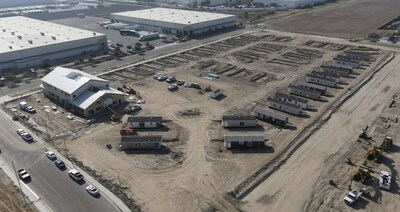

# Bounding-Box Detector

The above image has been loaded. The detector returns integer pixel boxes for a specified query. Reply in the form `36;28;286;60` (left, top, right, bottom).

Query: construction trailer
210;89;223;99
288;84;321;100
266;97;302;116
127;116;162;129
251;106;288;128
321;66;350;77
306;73;337;88
120;135;162;150
310;71;340;83
331;59;360;68
342;52;371;61
294;80;327;95
274;92;309;109
221;115;257;128
223;134;265;149
325;61;354;72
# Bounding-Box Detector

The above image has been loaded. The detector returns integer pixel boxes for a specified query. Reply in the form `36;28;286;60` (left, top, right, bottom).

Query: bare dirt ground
262;0;400;39
243;52;400;212
55;31;392;212
0;168;37;212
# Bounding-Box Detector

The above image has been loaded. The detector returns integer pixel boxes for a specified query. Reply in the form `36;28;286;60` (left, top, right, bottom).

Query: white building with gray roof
111;8;236;37
41;67;126;117
0;16;107;72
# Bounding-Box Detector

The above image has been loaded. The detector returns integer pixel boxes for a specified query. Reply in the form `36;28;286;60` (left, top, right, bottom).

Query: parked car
20;132;33;142
24;106;36;113
18;169;30;181
157;75;167;81
54;160;65;169
17;129;25;136
344;189;365;205
153;72;162;79
166;76;176;83
176;80;185;86
379;171;391;190
68;169;84;182
86;185;100;196
168;84;178;91
124;104;141;113
45;151;56;160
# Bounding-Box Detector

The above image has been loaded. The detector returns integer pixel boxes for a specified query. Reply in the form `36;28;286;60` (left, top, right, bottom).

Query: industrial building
267;97;302;116
111;8;237;37
274;92;309;109
221;115;257;128
41;67;126;117
0;16;107;72
251;106;289;128
223;134;265;149
127;116;163;129
120;135;162;150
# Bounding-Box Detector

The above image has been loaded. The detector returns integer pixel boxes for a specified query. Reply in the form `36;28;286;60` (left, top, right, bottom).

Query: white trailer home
306;73;337;88
221;115;257;128
274;92;309;110
267;97;302;116
127;116;162;129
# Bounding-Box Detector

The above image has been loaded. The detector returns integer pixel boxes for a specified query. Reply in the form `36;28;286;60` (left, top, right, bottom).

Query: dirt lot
0;168;37;212
263;0;400;39
14;30;384;212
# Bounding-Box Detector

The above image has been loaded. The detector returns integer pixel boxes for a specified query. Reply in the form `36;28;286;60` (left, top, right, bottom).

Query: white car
344;190;362;205
86;185;100;196
45;151;56;160
20;132;33;142
379;171;391;190
17;129;25;136
68;169;84;181
18;169;31;181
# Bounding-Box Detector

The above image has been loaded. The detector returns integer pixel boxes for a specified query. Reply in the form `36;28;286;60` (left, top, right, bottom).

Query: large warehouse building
0;16;107;72
111;8;237;37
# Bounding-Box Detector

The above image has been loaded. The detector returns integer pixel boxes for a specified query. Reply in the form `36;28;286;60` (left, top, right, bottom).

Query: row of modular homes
306;73;337;88
121;115;163;150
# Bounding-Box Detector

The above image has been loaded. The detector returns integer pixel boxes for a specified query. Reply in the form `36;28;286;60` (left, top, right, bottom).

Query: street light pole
11;160;27;205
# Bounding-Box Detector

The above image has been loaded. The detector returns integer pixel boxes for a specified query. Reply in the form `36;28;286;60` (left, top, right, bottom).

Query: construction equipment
358;125;370;140
380;136;393;152
353;166;372;183
120;128;135;136
126;86;136;95
366;145;382;162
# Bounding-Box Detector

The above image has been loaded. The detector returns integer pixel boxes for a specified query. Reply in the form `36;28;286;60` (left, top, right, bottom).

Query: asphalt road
0;111;120;212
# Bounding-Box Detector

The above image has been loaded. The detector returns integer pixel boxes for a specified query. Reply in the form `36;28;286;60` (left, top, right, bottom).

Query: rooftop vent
11;32;15;35
40;32;45;36
51;36;56;40
17;35;22;39
28;40;33;44
2;29;6;32
93;32;96;36
9;46;12;49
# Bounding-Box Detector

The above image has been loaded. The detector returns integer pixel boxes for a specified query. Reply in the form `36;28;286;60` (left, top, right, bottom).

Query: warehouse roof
41;67;108;94
112;8;236;25
0;16;104;54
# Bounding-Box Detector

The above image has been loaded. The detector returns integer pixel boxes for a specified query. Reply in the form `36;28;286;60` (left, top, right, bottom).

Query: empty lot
264;0;400;39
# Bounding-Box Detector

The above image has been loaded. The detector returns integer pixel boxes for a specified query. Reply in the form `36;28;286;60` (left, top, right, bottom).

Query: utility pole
11;160;27;205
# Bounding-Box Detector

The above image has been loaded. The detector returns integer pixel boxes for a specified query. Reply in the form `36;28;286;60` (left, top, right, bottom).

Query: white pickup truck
378;171;391;190
344;189;367;205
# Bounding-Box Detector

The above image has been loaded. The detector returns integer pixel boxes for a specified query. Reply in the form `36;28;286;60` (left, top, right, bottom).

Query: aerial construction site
0;0;399;212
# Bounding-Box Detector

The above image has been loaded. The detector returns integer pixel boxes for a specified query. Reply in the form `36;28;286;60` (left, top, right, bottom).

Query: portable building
288;84;321;100
221;115;257;128
223;134;265;149
211;89;223;99
321;67;350;77
310;71;340;83
127;116;162;128
306;74;337;88
274;92;309;109
266;97;302;116
326;61;355;72
331;59;360;68
294;80;327;94
120;135;162;150
251;106;288;128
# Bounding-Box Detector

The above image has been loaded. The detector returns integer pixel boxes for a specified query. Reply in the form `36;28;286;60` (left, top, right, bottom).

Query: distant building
0;16;107;72
266;97;302;116
111;8;236;37
274;92;309;109
331;59;360;68
224;134;265;149
253;0;328;8
120;135;162;150
127;116;162;129
251;106;288;128
41;67;125;117
321;67;350;77
310;71;340;83
221;115;257;128
288;84;321;100
294;80;327;95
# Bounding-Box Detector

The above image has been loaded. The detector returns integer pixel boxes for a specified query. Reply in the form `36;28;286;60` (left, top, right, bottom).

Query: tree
200;0;210;6
134;42;142;51
191;0;198;8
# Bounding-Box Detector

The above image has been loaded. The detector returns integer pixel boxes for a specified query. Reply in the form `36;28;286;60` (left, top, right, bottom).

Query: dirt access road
243;53;400;211
263;0;400;39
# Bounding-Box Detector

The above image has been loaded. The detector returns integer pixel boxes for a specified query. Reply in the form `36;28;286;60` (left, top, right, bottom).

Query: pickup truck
344;189;367;205
68;169;84;182
18;169;31;181
378;171;391;190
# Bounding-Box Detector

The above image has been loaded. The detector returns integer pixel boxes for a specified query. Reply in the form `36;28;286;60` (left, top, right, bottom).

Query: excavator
366;145;382;162
380;136;393;152
353;166;372;183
